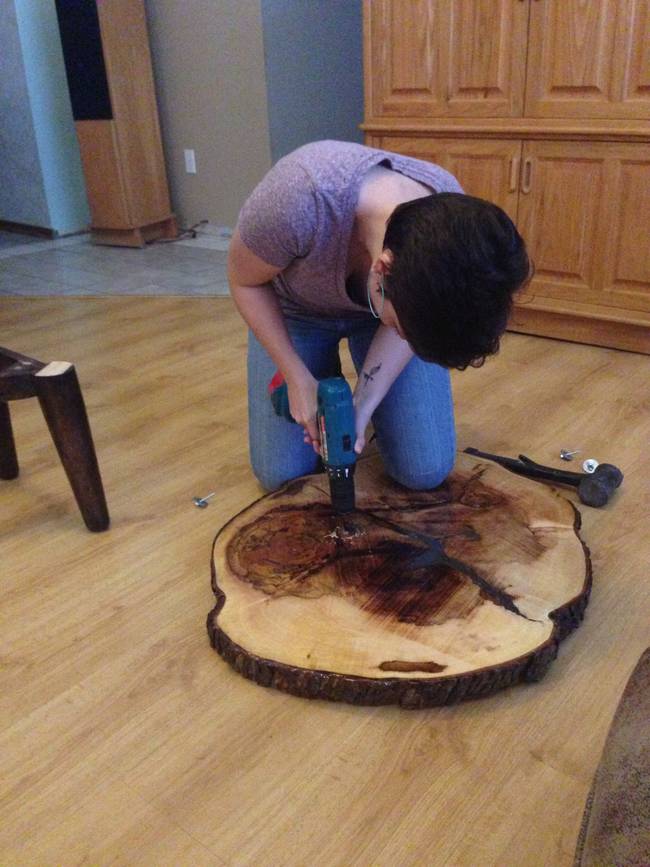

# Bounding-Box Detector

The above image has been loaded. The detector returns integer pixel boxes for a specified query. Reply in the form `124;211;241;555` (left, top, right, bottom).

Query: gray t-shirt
238;140;463;318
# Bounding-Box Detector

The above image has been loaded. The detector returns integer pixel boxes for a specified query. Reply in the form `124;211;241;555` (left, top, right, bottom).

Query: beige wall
145;0;272;229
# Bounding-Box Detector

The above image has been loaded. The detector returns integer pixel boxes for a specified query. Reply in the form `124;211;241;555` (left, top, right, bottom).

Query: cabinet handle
509;156;520;192
521;157;533;193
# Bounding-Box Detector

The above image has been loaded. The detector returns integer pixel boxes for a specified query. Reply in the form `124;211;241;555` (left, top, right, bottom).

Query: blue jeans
247;313;456;491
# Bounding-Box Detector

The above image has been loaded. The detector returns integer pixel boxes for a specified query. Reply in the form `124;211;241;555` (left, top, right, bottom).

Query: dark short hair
383;193;531;369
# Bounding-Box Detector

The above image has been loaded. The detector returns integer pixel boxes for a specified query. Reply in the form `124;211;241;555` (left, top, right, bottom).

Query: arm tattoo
362;363;381;386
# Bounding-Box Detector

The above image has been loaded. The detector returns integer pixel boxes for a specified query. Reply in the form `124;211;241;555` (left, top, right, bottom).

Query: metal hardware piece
560;448;580;461
465;447;623;509
509;155;520;192
521;157;533;193
192;492;216;508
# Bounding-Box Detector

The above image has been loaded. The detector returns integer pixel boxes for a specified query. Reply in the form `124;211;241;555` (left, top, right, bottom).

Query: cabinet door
364;0;528;119
600;149;650;315
375;136;522;223
517;141;650;315
525;0;650;119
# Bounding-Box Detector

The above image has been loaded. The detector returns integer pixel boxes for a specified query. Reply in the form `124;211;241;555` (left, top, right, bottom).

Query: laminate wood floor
1;296;648;866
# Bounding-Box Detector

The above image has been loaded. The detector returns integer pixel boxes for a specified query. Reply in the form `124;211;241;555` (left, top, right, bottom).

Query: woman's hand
287;371;320;453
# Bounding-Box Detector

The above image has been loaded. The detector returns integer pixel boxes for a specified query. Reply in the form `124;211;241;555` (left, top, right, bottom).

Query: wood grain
1;296;648;866
96;0;172;226
525;0;650;120
363;0;528;119
75;121;131;229
373;135;522;223
208;454;590;707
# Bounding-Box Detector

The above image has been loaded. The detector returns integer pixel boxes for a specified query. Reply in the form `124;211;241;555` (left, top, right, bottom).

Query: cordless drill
269;374;356;512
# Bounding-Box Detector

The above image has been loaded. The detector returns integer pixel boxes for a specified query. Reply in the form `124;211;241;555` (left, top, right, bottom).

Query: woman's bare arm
352;324;414;453
228;229;320;444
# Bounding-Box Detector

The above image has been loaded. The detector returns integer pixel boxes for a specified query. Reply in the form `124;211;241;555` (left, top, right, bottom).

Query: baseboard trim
509;305;650;355
0;220;57;239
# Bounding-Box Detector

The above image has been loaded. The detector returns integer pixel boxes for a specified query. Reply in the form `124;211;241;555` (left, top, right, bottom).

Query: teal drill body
269;374;356;512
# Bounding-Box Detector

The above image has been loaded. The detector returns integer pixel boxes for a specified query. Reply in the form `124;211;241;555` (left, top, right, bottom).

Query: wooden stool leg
35;362;110;532
0;401;19;479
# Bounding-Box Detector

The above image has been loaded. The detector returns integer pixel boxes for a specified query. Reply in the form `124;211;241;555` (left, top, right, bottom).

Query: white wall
0;0;89;234
260;0;364;163
145;0;273;229
1;0;365;235
0;1;50;228
146;0;364;229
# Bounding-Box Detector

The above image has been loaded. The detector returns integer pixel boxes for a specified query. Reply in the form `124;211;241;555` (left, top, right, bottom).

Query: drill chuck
325;465;356;513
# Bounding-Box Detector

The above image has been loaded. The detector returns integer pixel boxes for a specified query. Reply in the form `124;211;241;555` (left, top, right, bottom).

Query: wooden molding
510;302;650;355
361;117;650;142
89;217;178;249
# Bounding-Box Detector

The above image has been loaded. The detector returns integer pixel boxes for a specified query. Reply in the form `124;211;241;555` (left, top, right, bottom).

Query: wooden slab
206;453;591;708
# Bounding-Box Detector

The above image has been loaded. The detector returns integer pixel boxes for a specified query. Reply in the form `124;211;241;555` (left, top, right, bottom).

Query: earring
367;276;385;319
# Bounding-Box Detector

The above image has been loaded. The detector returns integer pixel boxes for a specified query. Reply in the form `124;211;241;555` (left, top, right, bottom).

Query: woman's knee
385;448;455;491
250;452;319;493
252;466;282;493
250;459;291;493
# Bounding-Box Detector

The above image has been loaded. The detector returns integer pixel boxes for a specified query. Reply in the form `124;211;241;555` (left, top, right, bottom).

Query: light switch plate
184;149;197;174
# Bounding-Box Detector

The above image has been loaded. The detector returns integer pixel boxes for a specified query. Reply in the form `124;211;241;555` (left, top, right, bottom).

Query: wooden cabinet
525;0;650;119
365;0;528;118
363;0;650;353
56;0;176;247
375;136;522;223
517;141;650;315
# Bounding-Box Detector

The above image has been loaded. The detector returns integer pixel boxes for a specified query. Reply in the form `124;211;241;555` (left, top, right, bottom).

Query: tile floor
0;228;231;297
